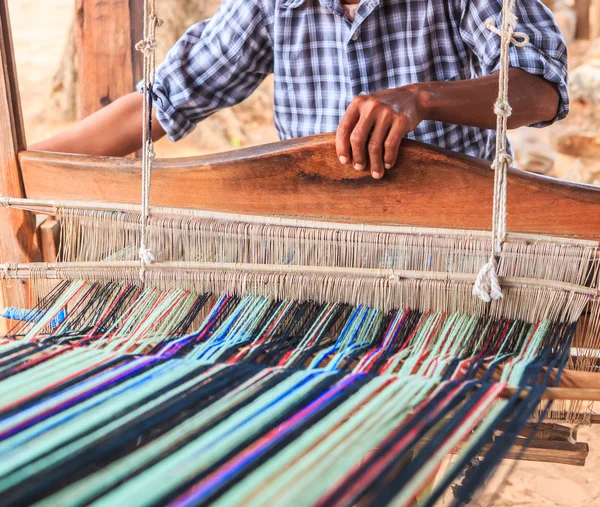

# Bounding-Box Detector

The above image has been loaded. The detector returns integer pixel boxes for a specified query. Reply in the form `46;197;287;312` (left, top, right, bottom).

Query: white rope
136;0;162;281
473;0;530;303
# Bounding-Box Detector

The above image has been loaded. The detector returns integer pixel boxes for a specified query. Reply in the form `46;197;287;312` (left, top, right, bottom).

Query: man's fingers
383;118;407;170
349;114;376;171
368;115;393;179
336;102;360;165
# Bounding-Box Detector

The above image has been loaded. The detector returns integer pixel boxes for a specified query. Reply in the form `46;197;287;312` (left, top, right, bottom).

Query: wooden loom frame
1;0;600;466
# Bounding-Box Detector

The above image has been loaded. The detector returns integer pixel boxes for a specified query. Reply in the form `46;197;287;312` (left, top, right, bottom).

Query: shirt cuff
135;80;197;142
490;46;569;129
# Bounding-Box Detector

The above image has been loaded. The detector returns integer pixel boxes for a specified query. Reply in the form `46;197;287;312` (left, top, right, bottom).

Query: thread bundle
0;279;576;505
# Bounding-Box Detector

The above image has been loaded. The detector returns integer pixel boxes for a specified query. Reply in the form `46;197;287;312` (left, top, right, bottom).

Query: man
33;0;567;180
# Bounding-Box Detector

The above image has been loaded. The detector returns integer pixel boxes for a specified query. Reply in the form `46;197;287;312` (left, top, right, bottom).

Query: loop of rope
472;258;503;303
135;38;158;54
136;0;161;284
484;18;530;47
139;245;156;266
473;0;528;302
491;153;513;171
2;263;16;280
568;423;583;445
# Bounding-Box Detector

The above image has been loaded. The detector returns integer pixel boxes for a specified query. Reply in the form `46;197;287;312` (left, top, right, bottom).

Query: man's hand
336;69;561;179
336;86;425;179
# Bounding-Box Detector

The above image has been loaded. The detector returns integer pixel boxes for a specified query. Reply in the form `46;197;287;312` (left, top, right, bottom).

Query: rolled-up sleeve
458;0;569;127
139;0;273;141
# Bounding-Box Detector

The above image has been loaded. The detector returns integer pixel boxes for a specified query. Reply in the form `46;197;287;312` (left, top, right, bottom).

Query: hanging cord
472;0;529;303
135;0;163;282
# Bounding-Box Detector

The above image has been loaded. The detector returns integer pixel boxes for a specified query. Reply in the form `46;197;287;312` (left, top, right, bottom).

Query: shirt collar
320;0;381;19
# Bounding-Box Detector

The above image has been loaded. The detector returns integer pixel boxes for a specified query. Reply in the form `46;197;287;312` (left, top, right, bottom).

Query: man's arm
32;0;273;157
335;69;560;179
338;0;568;179
30;92;166;156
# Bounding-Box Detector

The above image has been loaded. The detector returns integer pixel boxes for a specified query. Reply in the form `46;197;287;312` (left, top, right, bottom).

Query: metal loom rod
1;197;598;248
0;261;598;296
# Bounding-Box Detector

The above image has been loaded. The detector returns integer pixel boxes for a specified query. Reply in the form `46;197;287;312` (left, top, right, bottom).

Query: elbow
538;82;561;124
507;71;562;129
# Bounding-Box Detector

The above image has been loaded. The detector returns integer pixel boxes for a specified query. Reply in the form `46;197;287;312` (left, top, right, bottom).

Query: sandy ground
6;1;600;505
475;426;600;506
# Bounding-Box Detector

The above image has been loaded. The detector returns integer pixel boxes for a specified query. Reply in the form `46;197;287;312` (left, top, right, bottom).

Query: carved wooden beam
19;133;600;239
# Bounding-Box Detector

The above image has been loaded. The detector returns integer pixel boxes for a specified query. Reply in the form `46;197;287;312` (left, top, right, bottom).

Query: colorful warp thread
0;281;575;506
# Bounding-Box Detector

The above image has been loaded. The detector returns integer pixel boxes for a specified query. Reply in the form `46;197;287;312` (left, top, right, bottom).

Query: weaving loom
0;0;600;505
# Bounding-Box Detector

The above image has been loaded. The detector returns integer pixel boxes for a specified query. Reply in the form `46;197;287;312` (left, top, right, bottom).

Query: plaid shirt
150;0;568;161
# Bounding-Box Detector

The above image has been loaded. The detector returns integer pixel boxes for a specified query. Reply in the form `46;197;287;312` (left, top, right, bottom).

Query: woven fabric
147;0;568;161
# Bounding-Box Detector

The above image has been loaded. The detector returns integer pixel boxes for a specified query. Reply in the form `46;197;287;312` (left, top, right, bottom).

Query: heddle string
136;0;162;280
473;0;530;303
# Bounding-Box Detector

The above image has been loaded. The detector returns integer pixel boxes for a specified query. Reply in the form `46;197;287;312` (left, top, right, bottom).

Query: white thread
568;423;582;445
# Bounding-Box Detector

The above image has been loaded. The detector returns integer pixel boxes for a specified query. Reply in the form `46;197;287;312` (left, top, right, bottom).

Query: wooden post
75;0;142;118
576;0;591;39
130;0;144;85
39;218;61;263
592;0;600;38
0;0;41;309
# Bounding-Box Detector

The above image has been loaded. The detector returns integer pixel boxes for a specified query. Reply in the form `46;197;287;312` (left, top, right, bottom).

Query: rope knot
494;98;512;118
2;263;16;280
484;17;529;48
135;38;158;54
146;143;156;159
472;258;503;303
0;197;9;208
491;152;513;171
485;18;530;48
139;245;156;266
150;14;163;27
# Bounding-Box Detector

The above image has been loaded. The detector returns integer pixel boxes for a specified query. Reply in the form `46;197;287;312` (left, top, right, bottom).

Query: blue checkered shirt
150;0;568;161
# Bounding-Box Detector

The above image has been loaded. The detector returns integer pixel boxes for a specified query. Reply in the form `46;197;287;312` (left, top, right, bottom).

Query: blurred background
6;1;600;504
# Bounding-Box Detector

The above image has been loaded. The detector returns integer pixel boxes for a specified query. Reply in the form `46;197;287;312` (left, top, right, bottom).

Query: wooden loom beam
455;439;590;467
0;0;40;308
19;133;600;239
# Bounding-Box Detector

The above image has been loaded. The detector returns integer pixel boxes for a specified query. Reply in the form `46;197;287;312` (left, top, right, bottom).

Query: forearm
30;92;166;157
413;68;560;130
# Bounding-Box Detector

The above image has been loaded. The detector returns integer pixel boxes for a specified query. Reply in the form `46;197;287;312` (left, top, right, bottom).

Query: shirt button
352;32;359;41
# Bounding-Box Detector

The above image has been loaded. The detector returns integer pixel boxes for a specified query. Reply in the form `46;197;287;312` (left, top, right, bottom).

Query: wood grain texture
39;218;60;263
576;0;591;39
0;0;40;306
75;0;136;117
514;423;573;442
482;439;589;466
19;133;600;239
551;368;600;389
129;0;143;85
